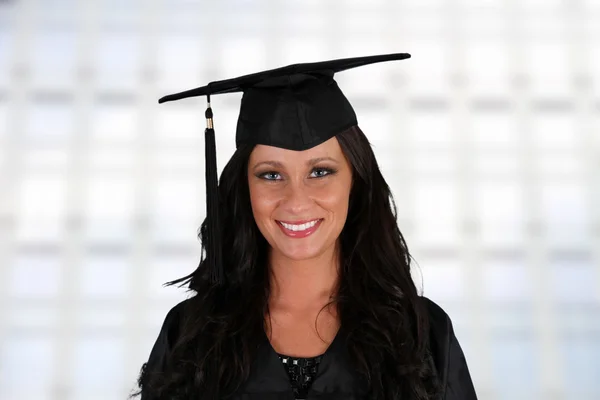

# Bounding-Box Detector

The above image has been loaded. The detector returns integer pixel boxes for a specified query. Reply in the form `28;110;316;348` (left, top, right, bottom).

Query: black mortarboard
158;53;411;286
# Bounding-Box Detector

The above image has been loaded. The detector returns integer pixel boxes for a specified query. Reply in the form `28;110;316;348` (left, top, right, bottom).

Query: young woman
133;54;477;400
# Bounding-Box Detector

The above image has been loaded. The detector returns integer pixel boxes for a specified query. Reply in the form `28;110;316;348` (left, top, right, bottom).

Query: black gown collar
239;325;369;398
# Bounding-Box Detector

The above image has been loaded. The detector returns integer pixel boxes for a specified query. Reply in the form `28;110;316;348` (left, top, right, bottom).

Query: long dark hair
133;125;440;399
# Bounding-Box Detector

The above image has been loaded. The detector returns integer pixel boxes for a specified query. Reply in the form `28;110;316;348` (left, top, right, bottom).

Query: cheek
249;183;279;224
317;181;351;219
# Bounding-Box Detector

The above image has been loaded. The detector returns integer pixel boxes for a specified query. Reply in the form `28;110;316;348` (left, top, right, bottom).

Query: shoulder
163;297;193;324
158;297;194;341
419;296;454;379
139;298;195;398
418;296;478;400
145;297;194;367
420;296;453;335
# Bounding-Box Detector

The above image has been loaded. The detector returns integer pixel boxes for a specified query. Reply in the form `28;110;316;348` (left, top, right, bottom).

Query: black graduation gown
141;296;477;399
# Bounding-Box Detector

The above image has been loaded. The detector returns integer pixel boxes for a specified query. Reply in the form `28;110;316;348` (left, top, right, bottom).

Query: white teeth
280;219;320;232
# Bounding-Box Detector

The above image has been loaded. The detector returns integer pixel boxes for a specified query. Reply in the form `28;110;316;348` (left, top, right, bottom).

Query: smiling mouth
276;218;324;238
277;219;322;232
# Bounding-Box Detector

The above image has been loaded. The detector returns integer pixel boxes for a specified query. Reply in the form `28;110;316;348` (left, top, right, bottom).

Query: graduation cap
158;53;411;286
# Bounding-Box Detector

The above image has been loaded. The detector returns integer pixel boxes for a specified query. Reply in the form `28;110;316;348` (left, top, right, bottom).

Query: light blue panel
94;31;141;91
30;28;78;87
70;335;125;390
487;305;535;333
7;305;59;330
78;253;131;299
550;258;597;304
490;335;539;396
557;308;600;333
0;334;55;391
78;305;128;329
540;180;590;248
25;101;74;145
156;34;205;90
560;338;600;396
482;259;532;303
8;254;62;299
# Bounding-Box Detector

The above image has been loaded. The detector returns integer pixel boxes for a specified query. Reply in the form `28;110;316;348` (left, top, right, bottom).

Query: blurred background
0;0;599;399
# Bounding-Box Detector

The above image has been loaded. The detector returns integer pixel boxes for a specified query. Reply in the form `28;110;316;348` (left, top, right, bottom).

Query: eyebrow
252;156;338;170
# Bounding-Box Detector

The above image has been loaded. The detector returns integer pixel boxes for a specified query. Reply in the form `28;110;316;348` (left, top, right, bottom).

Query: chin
275;244;323;261
268;237;332;261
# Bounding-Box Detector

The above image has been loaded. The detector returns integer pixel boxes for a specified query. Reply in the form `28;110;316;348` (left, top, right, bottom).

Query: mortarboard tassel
204;95;224;286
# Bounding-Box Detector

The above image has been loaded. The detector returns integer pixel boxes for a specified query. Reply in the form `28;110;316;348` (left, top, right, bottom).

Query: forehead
249;136;343;162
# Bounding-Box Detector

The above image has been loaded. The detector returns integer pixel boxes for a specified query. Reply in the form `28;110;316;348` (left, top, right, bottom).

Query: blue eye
256;167;336;181
258;171;281;180
310;167;336;178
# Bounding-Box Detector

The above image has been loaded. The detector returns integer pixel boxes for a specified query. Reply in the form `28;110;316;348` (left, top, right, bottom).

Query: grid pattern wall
0;1;599;399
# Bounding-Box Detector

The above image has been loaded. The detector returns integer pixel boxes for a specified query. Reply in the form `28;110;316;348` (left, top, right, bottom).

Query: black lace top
276;352;325;399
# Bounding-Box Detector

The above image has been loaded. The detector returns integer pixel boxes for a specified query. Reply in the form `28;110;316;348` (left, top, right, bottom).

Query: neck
267;243;340;311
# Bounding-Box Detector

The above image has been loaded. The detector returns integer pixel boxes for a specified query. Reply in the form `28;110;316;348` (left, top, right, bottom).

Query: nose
281;179;313;215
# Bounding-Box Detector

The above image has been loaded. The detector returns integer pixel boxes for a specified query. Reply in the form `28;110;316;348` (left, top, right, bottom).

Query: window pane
8;255;62;299
79;254;131;298
30;29;77;87
490;336;538;392
71;336;125;389
0;335;55;393
25;102;74;145
550;258;597;303
560;338;600;394
95;32;140;90
483;259;531;302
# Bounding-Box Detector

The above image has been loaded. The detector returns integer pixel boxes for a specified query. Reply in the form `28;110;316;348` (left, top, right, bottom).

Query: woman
133;54;477;399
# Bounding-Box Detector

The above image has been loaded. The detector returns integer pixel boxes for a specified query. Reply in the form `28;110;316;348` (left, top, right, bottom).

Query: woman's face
248;137;353;262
